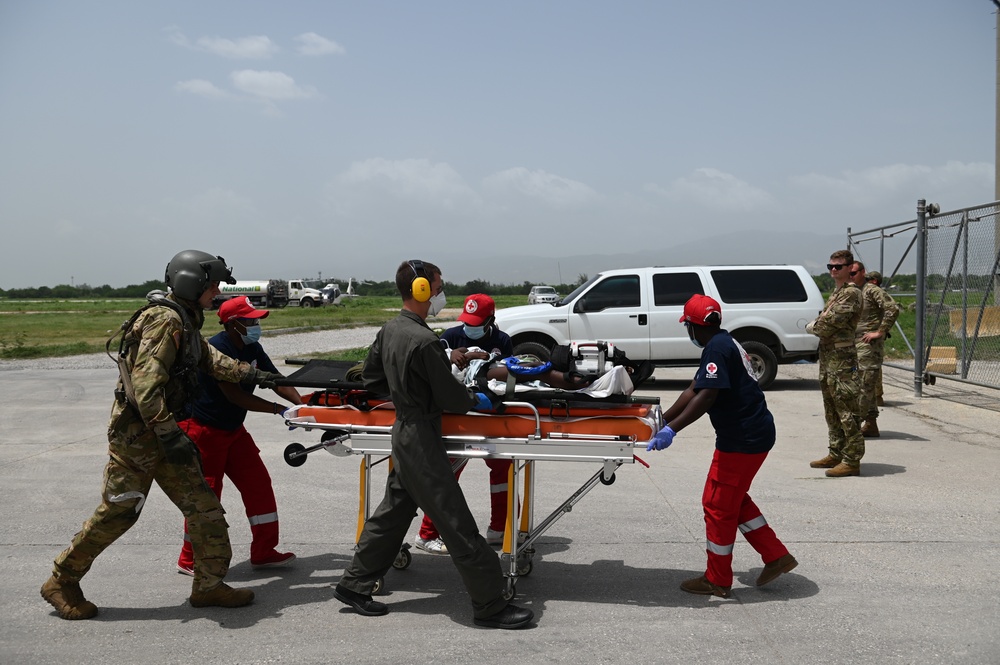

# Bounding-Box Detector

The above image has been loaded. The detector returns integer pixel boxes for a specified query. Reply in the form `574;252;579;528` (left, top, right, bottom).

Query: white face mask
427;291;446;316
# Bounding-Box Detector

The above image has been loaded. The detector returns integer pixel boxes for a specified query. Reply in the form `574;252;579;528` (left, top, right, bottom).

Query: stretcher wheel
283;442;308;467
517;559;533;576
599;472;616;486
372;577;385;595
392;546;412;570
502;582;516;601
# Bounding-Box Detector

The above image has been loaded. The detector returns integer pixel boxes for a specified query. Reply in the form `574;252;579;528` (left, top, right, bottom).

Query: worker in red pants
646;294;797;597
175;297;302;575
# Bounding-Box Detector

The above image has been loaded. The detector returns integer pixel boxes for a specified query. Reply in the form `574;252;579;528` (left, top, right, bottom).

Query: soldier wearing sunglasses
806;250;865;477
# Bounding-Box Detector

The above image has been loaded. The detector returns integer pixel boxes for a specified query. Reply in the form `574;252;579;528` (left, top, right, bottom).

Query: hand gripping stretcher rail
276;359;662;599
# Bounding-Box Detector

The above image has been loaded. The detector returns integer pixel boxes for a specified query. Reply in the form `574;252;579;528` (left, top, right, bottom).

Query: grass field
0;293;931;361
0;295;528;359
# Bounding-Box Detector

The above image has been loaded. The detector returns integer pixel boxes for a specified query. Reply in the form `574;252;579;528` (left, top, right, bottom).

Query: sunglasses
827;264;848;271
849;271;859;277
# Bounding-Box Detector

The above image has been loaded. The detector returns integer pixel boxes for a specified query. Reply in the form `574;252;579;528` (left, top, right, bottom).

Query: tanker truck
213;278;325;309
213;280;290;309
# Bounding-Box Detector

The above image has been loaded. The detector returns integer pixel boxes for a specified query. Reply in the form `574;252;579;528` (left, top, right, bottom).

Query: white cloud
295;32;345;56
230;70;317;100
481;167;599;209
165;28;277;59
336;158;480;209
646;167;773;212
174;79;233;100
790;161;994;208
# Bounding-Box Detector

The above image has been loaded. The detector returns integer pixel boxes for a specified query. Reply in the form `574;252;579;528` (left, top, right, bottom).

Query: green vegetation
0;294;528;359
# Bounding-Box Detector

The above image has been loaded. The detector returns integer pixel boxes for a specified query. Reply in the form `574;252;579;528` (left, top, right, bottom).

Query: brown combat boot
189;582;255;608
826;462;861;477
809;454;840;469
876;396;885;407
41;575;99;620
861;419;880;438
679;575;731;598
756;553;798;586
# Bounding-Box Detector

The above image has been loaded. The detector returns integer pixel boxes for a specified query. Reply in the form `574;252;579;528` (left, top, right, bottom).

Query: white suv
496;265;824;389
528;285;560;305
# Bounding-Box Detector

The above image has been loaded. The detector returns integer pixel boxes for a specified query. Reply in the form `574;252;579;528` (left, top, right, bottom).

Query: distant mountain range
438;229;903;285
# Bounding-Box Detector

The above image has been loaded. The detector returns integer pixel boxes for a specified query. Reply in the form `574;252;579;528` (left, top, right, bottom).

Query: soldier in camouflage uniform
850;263;899;438
807;250;865;477
867;270;889;406
41;250;284;620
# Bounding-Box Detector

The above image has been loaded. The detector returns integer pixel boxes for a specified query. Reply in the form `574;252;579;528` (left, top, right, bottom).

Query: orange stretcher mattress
294;403;657;441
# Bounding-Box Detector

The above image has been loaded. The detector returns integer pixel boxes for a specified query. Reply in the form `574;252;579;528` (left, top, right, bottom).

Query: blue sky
0;1;996;289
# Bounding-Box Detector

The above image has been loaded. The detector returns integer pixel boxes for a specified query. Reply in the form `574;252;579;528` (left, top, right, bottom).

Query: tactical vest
106;290;203;412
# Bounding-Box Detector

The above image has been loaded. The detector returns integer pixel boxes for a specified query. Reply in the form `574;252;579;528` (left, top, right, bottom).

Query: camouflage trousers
857;368;880;421
819;363;865;465
856;339;884;422
52;407;232;592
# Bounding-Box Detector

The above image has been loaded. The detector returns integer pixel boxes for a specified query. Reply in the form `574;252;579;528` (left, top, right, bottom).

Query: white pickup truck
494;265;824;389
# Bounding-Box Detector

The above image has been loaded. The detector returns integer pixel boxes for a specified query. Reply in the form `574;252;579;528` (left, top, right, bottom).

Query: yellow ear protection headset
408;260;432;303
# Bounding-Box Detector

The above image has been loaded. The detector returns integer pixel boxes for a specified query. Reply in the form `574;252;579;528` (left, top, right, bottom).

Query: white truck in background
286;279;326;308
213;278;326;309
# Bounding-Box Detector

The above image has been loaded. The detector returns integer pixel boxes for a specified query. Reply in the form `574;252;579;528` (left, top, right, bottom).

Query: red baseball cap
218;297;270;323
679;294;722;325
459;293;495;326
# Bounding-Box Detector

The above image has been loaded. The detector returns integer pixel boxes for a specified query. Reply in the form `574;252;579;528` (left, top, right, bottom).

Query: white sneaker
414;537;448;555
486;528;523;546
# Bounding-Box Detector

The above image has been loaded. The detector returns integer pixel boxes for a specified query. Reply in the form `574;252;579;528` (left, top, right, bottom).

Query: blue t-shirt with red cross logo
692;329;775;453
188;331;278;431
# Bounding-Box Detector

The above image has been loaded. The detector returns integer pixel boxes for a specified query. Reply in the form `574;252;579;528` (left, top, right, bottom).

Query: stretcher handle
496;401;541;438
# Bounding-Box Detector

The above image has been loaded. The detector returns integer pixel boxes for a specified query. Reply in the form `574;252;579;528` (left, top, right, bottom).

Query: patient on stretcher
448;346;638;397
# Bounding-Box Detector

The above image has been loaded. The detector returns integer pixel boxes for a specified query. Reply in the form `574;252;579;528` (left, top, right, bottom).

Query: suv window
653;272;705;306
580;274;641;311
710;269;809;303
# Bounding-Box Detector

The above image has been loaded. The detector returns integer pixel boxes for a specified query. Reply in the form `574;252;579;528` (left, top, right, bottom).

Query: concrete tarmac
1;358;998;664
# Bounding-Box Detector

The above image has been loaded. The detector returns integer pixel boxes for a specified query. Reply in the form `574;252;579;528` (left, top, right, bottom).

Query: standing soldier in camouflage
849;263;900;438
866;270;890;407
807;249;865;477
40;250;284;620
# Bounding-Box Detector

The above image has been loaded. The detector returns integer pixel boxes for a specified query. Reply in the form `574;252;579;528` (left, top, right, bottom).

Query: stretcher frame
276;360;660;598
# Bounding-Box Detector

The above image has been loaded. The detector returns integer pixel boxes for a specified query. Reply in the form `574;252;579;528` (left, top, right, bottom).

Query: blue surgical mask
686;323;704;348
241;325;262;345
464;324;486;340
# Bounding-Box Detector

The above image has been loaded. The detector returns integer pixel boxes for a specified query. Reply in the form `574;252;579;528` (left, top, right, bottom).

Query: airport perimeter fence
848;199;1000;396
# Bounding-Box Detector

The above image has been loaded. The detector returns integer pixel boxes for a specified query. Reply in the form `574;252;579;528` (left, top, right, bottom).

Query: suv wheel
740;341;778;390
512;340;553;362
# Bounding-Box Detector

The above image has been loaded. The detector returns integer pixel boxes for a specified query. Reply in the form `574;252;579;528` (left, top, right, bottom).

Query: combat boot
809;454;840;469
679;574;731;598
41;575;98;620
826;462;861;477
876;396;885;407
189;582;255;608
861;419;880;438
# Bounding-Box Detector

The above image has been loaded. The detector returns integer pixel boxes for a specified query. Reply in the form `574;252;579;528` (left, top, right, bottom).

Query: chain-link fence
848;199;1000;396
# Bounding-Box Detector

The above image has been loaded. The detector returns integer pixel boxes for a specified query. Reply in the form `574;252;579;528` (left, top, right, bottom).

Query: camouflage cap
867;270;882;284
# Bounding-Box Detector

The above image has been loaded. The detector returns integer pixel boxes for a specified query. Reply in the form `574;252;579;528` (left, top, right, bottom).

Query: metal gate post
914;199;927;397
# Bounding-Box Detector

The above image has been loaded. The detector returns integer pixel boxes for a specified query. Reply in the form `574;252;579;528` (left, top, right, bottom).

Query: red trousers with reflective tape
703;449;789;587
177;419;281;567
419;458;515;539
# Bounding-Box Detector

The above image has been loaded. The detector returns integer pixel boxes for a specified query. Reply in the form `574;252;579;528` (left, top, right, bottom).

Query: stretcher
277;359;661;598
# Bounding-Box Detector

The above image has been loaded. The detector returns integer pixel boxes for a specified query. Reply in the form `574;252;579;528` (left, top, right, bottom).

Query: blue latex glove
473;392;493;411
646;425;676;451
